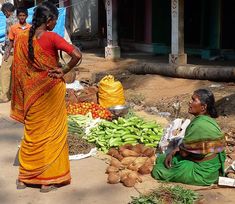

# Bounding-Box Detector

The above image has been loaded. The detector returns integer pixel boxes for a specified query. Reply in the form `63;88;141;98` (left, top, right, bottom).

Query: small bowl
108;105;130;117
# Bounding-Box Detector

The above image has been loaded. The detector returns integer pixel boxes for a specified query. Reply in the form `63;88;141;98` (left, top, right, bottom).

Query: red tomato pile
67;102;112;119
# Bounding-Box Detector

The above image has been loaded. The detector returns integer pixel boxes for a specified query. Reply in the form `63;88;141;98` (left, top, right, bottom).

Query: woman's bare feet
40;185;57;193
16;180;27;189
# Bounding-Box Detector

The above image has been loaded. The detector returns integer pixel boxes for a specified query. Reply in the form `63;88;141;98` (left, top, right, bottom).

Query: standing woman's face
46;18;57;31
188;94;207;116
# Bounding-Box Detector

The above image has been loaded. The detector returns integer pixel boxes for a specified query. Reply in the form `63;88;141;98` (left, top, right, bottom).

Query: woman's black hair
17;7;28;16
194;89;218;118
28;1;59;62
1;2;15;13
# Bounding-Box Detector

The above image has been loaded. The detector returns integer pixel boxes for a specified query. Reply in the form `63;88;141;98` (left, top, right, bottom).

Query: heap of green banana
85;116;163;152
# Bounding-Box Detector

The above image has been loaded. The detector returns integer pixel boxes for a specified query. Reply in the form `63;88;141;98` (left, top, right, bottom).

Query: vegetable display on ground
129;185;199;204
67;102;112;119
106;144;156;187
85;116;163;152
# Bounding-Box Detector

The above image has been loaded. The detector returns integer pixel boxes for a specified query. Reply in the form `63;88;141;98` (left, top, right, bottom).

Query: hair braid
27;2;59;62
28;23;36;62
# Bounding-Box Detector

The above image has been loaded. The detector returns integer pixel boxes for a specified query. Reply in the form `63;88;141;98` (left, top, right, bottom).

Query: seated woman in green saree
152;89;226;186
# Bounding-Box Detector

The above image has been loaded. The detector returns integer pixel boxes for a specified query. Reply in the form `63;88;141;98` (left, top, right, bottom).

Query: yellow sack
98;75;125;108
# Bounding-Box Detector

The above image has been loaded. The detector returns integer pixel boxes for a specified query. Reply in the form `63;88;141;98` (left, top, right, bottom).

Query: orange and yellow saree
11;31;71;185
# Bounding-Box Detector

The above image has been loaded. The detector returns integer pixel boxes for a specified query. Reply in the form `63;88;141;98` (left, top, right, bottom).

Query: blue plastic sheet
0;7;66;43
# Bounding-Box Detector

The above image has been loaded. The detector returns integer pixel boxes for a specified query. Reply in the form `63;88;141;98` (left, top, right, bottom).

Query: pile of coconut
106;144;156;187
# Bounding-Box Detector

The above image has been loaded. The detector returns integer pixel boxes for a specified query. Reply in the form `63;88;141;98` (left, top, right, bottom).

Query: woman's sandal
16;180;27;189
40;185;57;193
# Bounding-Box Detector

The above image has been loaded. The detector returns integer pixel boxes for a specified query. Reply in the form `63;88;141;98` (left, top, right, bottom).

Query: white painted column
169;0;187;65
105;0;120;59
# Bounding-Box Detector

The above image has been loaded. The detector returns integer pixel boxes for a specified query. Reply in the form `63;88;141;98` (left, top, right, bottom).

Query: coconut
134;144;146;154
138;158;154;175
127;163;139;171
105;166;119;174
110;157;123;169
132;157;149;166
107;148;119;157
150;155;156;164
143;148;155;157
114;153;124;161
128;171;142;183
121;157;137;167
120;149;140;157
122;177;136;187
120;169;130;183
138;164;151;175
107;172;121;184
119;144;133;152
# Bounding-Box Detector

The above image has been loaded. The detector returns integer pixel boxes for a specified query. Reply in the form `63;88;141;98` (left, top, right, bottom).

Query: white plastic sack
66;80;84;91
158;118;191;154
69;148;97;161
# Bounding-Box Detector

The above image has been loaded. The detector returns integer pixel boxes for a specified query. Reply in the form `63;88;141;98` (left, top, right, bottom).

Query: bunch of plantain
86;116;163;152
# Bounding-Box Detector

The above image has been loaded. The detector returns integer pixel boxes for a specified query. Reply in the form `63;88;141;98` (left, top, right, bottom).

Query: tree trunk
128;63;235;82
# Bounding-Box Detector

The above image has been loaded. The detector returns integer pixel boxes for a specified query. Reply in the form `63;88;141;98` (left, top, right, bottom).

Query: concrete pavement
0;102;139;204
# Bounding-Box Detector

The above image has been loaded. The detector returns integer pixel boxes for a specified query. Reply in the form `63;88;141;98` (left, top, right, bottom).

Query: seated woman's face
188;94;206;116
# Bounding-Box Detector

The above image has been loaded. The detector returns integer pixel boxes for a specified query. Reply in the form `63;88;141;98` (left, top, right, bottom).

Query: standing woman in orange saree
11;2;81;192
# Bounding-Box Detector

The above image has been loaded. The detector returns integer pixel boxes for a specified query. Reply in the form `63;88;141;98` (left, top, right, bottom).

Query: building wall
71;0;98;37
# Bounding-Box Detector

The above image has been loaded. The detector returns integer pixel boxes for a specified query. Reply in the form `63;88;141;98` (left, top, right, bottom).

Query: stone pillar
105;0;120;59
169;0;187;65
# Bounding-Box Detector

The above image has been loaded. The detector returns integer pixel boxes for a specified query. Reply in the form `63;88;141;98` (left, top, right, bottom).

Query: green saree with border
152;115;226;186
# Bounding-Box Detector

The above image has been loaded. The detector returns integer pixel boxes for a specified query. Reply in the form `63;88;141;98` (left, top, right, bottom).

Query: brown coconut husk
105;166;119;174
121;157;137;167
110;157;123;169
131;145;143;154
120;169;132;183
108;148;124;161
107;172;121;184
128;171;142;183
127;157;149;171
138;164;152;175
143;148;155;157
132;157;149;165
122;176;136;187
138;158;154;175
119;144;133;152
120;149;140;157
107;148;119;157
133;144;146;154
114;153;124;161
150;155;156;164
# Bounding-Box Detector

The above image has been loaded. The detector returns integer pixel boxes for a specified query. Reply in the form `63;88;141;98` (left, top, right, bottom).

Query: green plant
130;185;199;204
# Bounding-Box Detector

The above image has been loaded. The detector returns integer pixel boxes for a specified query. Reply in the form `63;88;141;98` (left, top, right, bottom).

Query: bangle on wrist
62;64;70;74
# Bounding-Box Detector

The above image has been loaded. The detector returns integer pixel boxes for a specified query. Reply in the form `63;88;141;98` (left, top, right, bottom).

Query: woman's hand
164;152;173;169
164;147;179;169
48;68;64;79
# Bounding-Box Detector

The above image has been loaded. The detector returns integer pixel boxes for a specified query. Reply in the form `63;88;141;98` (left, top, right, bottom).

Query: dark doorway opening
221;0;235;49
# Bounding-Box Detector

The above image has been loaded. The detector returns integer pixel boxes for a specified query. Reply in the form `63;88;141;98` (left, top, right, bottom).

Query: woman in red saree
11;2;81;192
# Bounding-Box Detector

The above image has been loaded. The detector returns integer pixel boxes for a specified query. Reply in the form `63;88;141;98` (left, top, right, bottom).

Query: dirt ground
75;50;235;203
77;50;235;132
